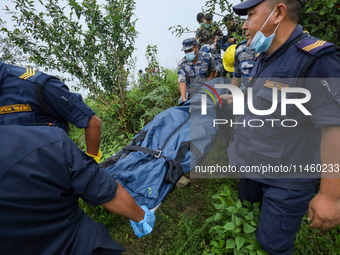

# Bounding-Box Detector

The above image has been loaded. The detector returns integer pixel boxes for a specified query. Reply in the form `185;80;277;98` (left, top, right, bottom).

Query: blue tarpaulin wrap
103;77;232;210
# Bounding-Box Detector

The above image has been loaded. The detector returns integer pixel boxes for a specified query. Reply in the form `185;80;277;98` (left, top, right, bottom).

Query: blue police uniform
0;60;95;133
233;40;256;89
0;125;124;255
228;25;340;254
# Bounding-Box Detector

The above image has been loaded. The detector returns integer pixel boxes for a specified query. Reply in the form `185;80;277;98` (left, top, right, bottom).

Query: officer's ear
274;3;287;25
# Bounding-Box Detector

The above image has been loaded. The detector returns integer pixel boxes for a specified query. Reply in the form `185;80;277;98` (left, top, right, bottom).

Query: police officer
0;60;102;162
0;124;155;255
227;0;340;254
178;38;216;103
231;39;256;89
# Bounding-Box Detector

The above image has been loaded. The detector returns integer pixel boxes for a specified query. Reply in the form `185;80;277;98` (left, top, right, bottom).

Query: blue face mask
200;22;204;27
206;24;212;28
249;7;280;53
185;50;196;62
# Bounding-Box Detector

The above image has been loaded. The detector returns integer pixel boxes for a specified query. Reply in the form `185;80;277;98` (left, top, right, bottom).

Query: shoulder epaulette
254;53;261;60
297;37;334;56
7;65;43;83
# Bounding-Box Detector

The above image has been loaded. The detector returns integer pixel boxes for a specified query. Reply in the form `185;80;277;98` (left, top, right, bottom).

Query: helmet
223;44;237;72
200;44;211;53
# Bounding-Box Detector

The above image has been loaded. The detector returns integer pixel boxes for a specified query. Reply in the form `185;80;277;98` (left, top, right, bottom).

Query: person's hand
308;193;340;231
228;38;235;44
130;205;156;238
220;94;233;105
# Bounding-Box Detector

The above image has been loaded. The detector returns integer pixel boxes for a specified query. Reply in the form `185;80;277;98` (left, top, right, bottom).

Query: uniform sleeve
209;55;216;73
233;50;242;78
305;51;340;129
64;134;118;206
43;78;95;128
177;62;187;84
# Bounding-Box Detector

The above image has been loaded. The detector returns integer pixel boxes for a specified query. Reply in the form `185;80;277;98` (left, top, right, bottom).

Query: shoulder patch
7;65;43;83
297;39;334;56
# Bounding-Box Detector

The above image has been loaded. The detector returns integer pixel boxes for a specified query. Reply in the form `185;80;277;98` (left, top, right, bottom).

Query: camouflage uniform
227;22;244;39
177;51;216;93
233;40;256;89
196;23;223;74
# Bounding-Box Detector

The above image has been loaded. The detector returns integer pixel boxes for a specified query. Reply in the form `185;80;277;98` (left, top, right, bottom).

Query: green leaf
257;250;266;255
224;222;236;231
235;236;246;250
212;225;224;232
236;227;241;233
250;221;257;227
221;199;227;210
243;200;252;208
227;206;236;213
235;216;242;226
253;202;261;208
214;203;222;210
247;212;254;221
249;251;256;255
319;5;328;15
244;223;257;234
246;245;255;251
306;7;313;13
327;2;334;8
236;200;242;209
226;239;236;249
212;194;220;199
214;213;223;221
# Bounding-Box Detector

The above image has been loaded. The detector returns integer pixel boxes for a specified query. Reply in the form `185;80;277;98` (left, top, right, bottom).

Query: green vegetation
1;0;340;254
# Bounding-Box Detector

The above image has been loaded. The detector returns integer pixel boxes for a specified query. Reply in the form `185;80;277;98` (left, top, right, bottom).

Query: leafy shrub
203;186;268;255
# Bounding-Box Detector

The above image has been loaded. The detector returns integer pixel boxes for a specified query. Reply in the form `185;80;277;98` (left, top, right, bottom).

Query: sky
132;0;239;73
1;0;240;93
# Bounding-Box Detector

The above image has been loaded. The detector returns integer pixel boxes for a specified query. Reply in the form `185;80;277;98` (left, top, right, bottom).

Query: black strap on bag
35;76;59;116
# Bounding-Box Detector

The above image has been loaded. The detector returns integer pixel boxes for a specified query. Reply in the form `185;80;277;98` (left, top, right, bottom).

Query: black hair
205;13;213;21
197;13;205;23
267;0;302;23
139;69;143;73
223;14;234;23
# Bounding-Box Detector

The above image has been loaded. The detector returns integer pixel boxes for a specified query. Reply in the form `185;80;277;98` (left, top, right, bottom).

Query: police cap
181;38;197;51
233;0;303;16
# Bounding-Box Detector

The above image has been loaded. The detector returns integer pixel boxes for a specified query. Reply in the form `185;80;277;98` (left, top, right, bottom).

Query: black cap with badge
233;0;303;16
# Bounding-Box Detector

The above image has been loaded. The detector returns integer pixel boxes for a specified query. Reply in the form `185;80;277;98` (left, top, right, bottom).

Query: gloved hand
130;205;156;238
86;150;102;163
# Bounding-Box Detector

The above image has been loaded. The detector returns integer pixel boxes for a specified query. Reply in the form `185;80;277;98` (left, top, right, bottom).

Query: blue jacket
228;25;340;189
0;61;95;132
0;125;124;255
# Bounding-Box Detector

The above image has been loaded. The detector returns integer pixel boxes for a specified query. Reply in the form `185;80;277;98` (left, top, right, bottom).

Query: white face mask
249;7;280;53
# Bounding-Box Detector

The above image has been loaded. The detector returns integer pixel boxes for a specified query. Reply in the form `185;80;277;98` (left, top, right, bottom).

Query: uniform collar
258;25;303;61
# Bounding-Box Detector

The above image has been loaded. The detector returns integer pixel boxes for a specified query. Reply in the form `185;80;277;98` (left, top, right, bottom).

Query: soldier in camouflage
177;38;216;103
196;14;223;76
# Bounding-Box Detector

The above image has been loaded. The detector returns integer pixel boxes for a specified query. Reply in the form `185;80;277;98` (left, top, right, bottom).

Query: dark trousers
238;179;317;255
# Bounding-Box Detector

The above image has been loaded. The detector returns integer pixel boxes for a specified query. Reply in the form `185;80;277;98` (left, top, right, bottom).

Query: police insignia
8;65;42;82
264;80;289;90
249;76;253;82
0;104;32;114
19;68;36;80
298;39;334;55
